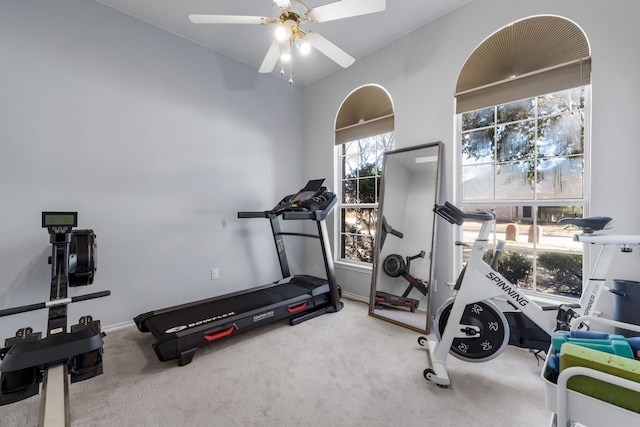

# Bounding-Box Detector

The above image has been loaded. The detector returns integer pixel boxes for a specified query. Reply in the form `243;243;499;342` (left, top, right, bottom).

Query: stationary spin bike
419;202;640;388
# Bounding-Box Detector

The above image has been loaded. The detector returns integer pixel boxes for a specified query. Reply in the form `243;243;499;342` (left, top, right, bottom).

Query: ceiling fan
189;0;386;84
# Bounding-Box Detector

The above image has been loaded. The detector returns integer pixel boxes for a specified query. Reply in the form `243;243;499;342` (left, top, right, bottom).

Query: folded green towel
560;342;640;413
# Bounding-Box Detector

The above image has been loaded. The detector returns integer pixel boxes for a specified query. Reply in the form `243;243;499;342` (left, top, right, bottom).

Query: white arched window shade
456;15;591;114
335;85;394;145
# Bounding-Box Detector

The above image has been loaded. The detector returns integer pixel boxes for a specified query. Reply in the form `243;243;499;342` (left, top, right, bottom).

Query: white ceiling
96;0;472;86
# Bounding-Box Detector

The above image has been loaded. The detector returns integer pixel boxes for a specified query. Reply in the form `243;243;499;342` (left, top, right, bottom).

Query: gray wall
303;0;640;322
0;0;304;338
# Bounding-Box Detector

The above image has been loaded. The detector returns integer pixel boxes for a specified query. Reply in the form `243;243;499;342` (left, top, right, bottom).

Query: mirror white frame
368;141;442;333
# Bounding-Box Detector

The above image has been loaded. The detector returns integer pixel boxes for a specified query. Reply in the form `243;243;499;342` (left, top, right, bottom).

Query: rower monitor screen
42;212;78;228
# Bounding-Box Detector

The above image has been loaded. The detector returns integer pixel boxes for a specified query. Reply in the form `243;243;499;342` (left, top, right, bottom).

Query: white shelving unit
542;317;640;427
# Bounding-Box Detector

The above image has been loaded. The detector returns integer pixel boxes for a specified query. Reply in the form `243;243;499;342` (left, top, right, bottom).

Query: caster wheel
423;368;434;381
423;368;449;388
418;336;428;346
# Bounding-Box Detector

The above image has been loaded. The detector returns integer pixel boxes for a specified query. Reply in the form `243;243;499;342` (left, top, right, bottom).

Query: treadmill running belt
142;279;323;338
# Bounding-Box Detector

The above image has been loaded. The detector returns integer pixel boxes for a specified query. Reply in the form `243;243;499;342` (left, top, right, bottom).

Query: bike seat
434;202;495;225
557;216;613;233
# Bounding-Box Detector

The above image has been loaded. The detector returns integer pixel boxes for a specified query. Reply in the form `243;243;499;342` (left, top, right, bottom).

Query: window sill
334;259;373;275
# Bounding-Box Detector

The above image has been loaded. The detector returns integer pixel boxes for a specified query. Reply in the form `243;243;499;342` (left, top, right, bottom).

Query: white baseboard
103;320;135;333
342;291;370;305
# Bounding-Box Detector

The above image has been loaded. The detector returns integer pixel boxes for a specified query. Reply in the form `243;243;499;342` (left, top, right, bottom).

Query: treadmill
134;179;343;366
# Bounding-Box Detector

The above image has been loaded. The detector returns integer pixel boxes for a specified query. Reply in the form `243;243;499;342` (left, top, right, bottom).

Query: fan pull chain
289;55;293;84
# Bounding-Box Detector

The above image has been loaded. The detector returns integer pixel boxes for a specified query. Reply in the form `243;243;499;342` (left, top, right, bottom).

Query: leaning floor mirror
369;141;442;333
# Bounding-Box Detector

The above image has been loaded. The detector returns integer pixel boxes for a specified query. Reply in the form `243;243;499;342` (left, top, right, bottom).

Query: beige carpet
0;299;552;426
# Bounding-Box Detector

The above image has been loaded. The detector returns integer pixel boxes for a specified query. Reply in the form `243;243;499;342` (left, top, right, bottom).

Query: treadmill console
272;179;336;214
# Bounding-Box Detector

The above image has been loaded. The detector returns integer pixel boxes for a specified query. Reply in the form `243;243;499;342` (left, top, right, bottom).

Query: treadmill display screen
291;179;324;202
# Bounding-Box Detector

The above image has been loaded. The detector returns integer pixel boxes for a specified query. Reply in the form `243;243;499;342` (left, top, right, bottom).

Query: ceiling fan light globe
298;41;311;55
280;52;291;62
275;24;293;41
275;26;285;40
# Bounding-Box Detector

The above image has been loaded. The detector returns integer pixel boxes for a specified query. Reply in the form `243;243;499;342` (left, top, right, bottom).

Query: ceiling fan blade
308;0;385;23
304;32;355;68
188;14;267;25
274;0;291;8
259;41;281;73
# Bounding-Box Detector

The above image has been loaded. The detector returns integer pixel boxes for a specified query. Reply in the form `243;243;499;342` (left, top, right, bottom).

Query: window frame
454;86;591;300
334;132;394;268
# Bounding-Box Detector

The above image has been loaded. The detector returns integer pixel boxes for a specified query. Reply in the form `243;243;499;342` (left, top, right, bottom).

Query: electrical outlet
211;268;219;280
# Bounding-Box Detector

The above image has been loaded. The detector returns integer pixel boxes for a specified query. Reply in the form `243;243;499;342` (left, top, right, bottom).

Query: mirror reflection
369;141;442;333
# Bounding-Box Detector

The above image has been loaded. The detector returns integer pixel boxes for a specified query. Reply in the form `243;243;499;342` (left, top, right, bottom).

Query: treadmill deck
134;275;332;364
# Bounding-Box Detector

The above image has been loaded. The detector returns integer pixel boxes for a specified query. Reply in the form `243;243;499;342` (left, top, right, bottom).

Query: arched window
455;15;590;298
335;85;394;264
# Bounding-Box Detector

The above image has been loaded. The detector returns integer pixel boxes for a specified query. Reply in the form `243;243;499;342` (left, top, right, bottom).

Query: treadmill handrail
238;211;268;219
237;193;337;221
282;195;337;221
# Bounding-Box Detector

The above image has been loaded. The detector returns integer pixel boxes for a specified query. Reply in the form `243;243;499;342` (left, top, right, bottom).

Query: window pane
362;163;381;178
536;206;583;294
376;150;385;172
342;180;357;203
356;208;377;236
496;120;535;162
358;177;378;203
462;205;496;247
494;248;533;289
536;250;582;297
376;132;395;152
536;156;584;199
462;128;495;165
462;164;494;201
537;206;584;253
343;154;359;178
357;235;374;263
495;205;534;244
341;208;357;233
495;161;534;200
342;234;356;260
537;112;584;157
537;87;584;116
462;107;495;131
497;98;535;123
360;151;378;167
343;141;360;156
